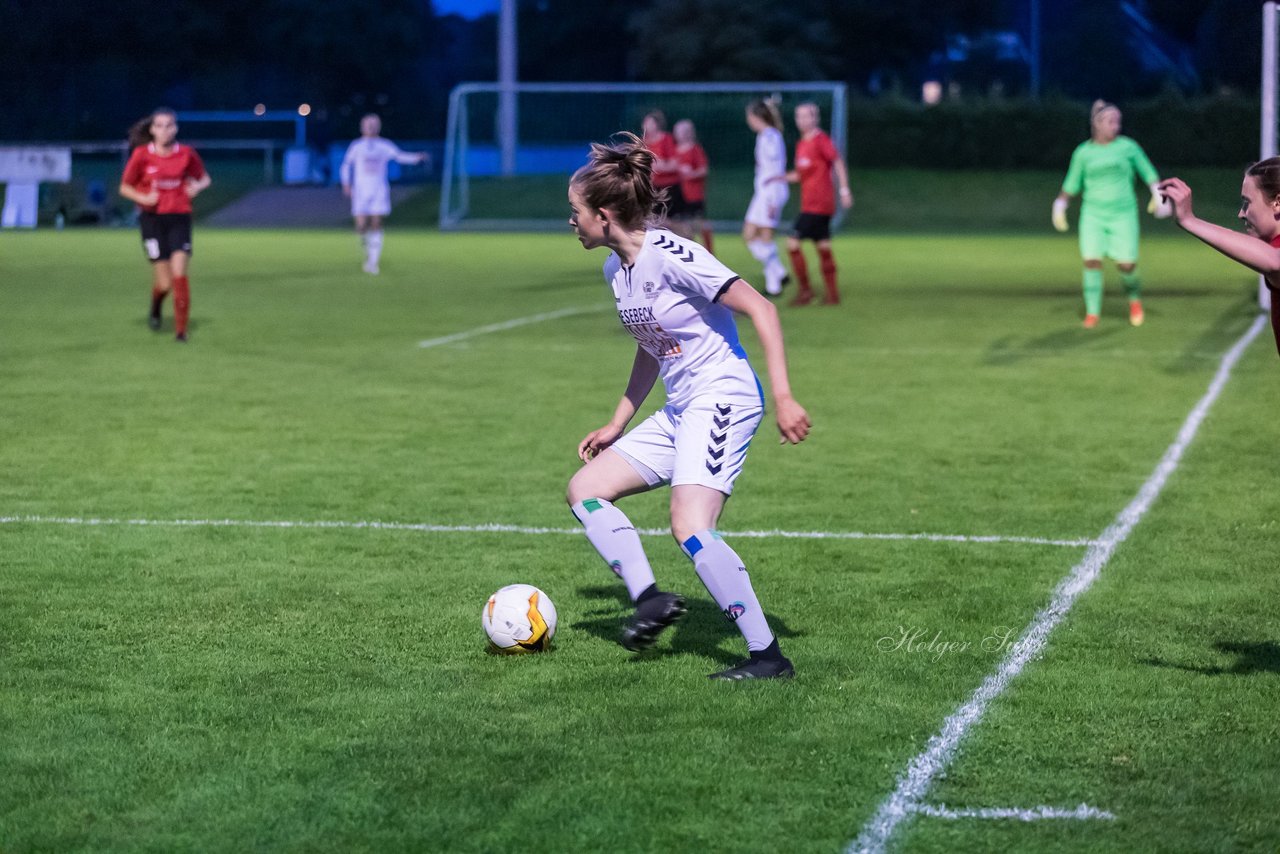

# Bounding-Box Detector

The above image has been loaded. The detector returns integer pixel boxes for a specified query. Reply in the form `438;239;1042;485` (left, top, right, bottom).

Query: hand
183;180;202;199
578;423;624;462
774;396;811;445
1156;178;1194;224
416;152;430;166
839;187;853;209
138;190;160;207
1052;198;1069;233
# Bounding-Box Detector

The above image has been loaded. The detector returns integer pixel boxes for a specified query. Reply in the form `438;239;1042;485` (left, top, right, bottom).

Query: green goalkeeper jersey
1061;135;1158;214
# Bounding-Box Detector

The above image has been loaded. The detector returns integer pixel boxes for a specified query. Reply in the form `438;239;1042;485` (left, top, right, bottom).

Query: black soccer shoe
175;332;188;343
148;313;161;331
708;655;795;681
620;592;687;652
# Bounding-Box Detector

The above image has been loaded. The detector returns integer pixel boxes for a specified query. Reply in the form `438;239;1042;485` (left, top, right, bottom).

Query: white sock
367;229;384;266
571;498;657;602
682;529;775;652
747;240;783;294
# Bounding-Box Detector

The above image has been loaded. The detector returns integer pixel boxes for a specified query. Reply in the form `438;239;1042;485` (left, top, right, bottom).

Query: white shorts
351;184;392;217
611;399;763;495
744;183;789;229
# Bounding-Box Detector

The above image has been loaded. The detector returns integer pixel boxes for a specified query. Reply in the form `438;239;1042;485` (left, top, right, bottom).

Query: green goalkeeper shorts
1078;206;1139;264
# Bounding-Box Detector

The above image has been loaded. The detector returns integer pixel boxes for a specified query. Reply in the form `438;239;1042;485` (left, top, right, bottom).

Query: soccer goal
439;81;848;231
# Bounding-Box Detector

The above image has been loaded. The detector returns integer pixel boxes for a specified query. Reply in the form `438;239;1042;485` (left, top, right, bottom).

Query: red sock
173;276;190;336
701;228;714;254
787;248;812;294
818;246;839;302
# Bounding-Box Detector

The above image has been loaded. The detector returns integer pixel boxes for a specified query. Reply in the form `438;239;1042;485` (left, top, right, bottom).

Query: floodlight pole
499;0;518;177
1262;1;1276;312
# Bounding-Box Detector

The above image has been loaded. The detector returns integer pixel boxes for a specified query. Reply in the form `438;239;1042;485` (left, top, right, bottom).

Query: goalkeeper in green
1053;100;1170;328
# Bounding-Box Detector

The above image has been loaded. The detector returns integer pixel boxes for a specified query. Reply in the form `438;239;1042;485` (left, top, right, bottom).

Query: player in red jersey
641;110;682;216
1159;162;1280;357
669;119;714;252
119;108;211;342
776;102;852;306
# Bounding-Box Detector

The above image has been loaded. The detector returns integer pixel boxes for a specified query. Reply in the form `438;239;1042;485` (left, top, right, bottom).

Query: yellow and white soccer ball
482;584;557;653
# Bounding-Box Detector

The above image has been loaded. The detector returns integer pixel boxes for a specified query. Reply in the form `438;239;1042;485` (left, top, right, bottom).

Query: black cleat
175;332;188;343
708;655;795;681
620;592;686;652
148;313;161;331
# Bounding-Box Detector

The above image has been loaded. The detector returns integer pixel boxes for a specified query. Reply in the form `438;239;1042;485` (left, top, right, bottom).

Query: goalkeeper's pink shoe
1083;314;1100;329
1129;300;1145;327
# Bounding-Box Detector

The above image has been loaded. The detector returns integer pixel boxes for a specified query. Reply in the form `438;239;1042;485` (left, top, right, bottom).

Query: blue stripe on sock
683;534;704;557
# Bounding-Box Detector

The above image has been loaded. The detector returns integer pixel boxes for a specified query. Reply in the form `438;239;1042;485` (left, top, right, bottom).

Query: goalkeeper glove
1052;198;1069;232
1148;183;1172;219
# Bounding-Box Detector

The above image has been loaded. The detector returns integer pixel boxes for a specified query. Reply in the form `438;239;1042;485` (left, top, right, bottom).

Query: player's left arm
717;280;811;444
184;152;211;198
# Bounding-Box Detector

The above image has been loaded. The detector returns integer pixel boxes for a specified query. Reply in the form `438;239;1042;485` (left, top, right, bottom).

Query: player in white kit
339;114;427;274
743;98;791;296
566;132;811;680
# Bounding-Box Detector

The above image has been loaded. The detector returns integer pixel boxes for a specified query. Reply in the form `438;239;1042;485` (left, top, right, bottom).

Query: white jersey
340;137;418;215
602;230;762;413
753;126;787;190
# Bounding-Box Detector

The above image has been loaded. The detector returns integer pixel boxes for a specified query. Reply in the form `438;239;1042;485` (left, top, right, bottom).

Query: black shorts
671;196;706;220
139;212;193;261
791;212;832;242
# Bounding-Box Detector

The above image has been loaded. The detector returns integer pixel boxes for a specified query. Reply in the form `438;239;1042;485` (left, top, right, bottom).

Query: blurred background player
743;98;789;297
777;101;852;306
1053;100;1169;328
670;118;713;251
566;132;810;680
340;113;428;275
119;107;211;343
1158;165;1280;357
641;110;682;217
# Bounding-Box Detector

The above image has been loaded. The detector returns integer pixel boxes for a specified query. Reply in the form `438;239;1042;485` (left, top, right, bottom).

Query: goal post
439;81;848;231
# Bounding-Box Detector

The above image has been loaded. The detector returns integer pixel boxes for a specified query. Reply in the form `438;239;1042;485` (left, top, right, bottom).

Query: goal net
439;81;847;231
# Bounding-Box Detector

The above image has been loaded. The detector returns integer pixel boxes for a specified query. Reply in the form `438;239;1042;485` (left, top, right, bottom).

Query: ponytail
748;97;783;132
570;131;667;231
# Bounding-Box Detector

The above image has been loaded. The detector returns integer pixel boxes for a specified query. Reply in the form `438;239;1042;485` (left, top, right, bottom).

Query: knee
1083;260;1103;270
785;237;800;252
1117;263;1136;274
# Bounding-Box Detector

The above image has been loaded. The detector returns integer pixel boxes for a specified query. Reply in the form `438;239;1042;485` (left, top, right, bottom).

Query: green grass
1;226;1278;853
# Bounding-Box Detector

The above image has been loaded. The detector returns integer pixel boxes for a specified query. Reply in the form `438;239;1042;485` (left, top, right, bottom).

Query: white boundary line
0;515;1093;547
910;803;1115;822
417;306;597;348
849;314;1267;854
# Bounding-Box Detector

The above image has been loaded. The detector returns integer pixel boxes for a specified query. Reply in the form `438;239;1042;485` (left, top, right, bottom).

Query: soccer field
2;227;1278;853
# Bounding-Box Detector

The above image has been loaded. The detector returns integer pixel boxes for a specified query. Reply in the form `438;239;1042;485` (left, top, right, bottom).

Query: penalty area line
0;515;1092;548
417;306;599;348
848;314;1268;854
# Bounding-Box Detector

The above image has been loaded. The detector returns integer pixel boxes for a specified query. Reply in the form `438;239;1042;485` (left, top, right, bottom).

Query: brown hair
127;107;176;149
570;132;667;231
747;97;783;132
1247;157;1280;201
642;110;667;131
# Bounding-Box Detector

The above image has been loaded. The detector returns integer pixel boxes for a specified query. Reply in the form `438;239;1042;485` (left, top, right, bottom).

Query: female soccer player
743;98;790;297
119;108;211;342
641;110;682;214
566;132;811;680
1053;100;1169;328
339;113;428;275
778;102;852;306
1158;164;1280;357
671;118;713;251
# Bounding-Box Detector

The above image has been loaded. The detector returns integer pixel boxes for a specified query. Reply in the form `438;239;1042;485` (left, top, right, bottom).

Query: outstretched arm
1159;178;1280;278
718;280;811;444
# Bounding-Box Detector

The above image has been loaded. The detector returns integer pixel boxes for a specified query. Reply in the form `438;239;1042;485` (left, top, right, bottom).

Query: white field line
417;306;597;348
849;314;1268;854
910;803;1115;822
0;515;1093;547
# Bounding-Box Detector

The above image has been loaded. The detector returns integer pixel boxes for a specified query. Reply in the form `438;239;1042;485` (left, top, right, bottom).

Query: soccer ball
482;584;557;653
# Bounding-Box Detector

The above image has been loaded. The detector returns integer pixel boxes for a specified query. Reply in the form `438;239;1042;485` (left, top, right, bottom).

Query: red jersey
646;132;680;189
121;143;206;215
794;130;841;215
676;143;708;203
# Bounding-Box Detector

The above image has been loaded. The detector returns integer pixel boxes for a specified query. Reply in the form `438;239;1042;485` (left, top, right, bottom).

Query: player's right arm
118;149;158;207
1160;177;1280;277
578;346;659;461
340;142;358;195
1053;147;1085;231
